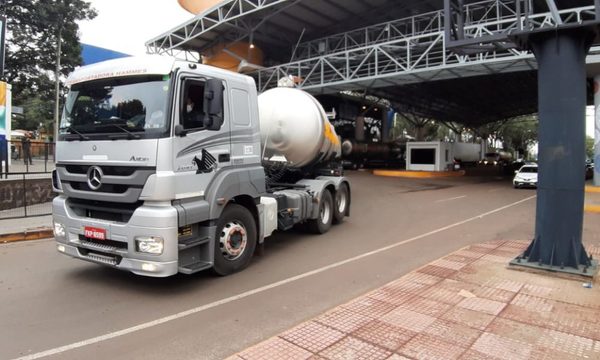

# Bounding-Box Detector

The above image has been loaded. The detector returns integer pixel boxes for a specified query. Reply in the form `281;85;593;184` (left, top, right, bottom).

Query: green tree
2;0;96;129
474;120;507;148
496;116;538;157
586;136;595;160
15;96;54;130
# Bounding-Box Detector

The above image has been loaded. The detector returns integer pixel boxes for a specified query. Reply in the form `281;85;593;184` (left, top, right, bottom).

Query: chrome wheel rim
320;198;331;225
336;189;348;214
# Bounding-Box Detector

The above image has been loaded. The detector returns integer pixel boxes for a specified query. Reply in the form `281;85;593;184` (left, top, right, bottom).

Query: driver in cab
183;96;204;129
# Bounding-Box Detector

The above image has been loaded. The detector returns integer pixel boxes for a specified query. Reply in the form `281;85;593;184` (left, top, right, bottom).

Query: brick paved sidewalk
228;240;600;360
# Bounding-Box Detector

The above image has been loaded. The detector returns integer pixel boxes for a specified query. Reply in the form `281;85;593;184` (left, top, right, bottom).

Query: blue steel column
511;27;597;275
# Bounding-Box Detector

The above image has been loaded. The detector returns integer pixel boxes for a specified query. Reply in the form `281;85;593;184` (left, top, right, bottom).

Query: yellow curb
373;169;466;178
585;204;600;214
586;186;600;193
0;229;54;243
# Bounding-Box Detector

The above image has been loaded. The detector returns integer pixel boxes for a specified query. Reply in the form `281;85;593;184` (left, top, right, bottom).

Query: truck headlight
135;236;164;255
53;222;66;239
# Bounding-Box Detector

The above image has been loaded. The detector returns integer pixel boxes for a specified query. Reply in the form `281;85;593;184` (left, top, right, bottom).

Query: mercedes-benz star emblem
87;166;103;191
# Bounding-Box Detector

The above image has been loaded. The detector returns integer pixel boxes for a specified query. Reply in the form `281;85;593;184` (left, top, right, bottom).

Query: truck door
172;76;231;196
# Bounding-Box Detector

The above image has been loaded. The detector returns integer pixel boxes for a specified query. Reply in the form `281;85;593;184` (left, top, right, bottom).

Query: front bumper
53;196;179;277
513;180;537;188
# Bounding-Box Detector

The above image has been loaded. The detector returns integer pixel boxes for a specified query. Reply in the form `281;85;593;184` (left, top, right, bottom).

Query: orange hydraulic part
177;0;223;14
202;42;264;72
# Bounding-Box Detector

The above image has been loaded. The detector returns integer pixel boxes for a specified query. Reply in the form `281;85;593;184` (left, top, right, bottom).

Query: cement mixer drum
258;88;341;168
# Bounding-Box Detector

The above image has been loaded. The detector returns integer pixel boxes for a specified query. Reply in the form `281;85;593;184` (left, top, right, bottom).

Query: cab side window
181;80;205;132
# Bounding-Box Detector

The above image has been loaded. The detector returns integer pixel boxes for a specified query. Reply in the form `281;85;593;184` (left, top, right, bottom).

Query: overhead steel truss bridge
146;0;599;95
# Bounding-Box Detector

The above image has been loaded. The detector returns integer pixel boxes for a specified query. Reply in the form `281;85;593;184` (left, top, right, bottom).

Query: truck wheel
212;204;257;276
333;183;349;224
307;190;333;234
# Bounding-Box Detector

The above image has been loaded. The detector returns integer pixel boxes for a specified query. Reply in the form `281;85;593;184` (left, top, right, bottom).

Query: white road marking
12;195;537;360
435;195;467;203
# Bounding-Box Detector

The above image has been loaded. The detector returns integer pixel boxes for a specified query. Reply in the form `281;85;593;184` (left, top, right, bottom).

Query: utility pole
53;17;63;142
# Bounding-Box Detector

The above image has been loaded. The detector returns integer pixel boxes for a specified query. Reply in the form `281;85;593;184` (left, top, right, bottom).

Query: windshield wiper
107;123;141;139
62;126;90;141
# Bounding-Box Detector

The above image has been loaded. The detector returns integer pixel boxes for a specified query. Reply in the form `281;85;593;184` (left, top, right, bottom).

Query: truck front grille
56;164;155;203
78;235;128;252
68;198;142;223
65;165;138;176
78;248;122;266
70;182;130;194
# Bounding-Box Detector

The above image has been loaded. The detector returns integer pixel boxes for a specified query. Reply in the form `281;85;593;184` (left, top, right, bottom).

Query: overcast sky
78;0;192;56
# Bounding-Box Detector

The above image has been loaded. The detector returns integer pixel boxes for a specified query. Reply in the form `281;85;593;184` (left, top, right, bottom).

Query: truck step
178;236;210;250
178;261;212;274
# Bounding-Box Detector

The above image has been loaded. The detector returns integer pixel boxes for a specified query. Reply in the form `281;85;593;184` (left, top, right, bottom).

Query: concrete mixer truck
51;56;350;277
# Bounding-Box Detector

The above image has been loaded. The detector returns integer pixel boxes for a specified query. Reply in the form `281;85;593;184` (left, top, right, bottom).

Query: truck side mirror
174;124;187;137
203;79;224;131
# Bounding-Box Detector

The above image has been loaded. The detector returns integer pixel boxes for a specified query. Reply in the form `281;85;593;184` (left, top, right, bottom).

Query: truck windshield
59;75;171;140
520;166;537;173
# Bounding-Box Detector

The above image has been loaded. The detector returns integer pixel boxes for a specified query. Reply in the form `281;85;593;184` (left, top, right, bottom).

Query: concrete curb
585;204;600;214
0;228;53;243
585;186;600;213
586;185;600;193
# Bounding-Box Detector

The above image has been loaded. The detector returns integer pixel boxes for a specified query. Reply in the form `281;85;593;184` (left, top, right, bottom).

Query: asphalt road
1;171;598;360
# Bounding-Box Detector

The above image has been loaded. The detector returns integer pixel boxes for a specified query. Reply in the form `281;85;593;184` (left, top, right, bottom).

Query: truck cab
52;56;350;277
53;56;268;276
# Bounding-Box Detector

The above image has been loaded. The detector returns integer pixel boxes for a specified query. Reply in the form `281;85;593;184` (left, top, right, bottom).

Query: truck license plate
84;226;106;240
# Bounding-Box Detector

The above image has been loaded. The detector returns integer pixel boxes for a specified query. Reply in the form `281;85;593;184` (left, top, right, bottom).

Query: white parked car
513;164;538;189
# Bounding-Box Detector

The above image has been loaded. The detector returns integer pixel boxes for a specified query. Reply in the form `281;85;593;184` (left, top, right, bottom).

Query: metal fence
0;139;56;176
0;139;55;219
0;172;54;220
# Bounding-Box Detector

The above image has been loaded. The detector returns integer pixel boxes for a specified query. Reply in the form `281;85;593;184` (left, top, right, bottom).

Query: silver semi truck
52;56;350;277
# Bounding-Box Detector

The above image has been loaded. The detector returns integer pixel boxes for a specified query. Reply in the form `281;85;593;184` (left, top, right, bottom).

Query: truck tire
307;189;333;234
333;183;349;224
212;204;257;276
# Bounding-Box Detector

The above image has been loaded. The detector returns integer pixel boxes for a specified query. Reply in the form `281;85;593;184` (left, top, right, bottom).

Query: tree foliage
586;136;595;160
497;116;538;155
13;95;54;131
1;0;96;129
